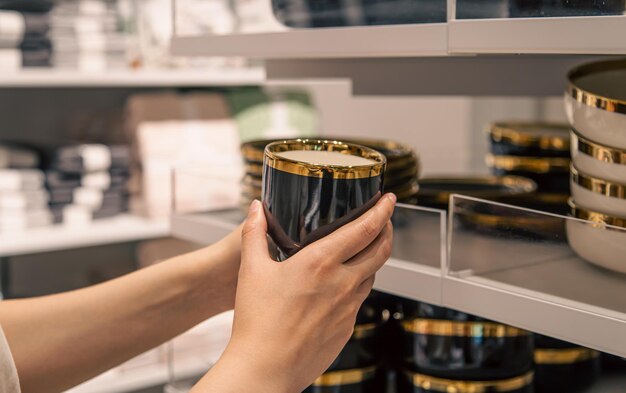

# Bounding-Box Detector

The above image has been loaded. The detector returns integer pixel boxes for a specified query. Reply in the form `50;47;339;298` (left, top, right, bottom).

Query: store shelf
0;68;265;88
171;24;448;59
170;199;626;358
0;215;170;257
171;16;626;59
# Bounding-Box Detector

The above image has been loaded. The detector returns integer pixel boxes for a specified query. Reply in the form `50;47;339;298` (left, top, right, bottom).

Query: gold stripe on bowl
406;371;534;393
489;122;570;150
487;154;571;173
567;59;626;115
265;139;386;180
352;323;377;339
571;165;626;199
312;366;377;386
401;319;530;337
417;176;537;204
573;128;626;165
569;198;626;229
534;347;600;365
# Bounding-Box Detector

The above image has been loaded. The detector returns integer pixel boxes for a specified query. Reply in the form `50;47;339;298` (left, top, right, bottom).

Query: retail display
262;139;386;260
304;366;384;393
571;130;626;184
397;370;534;393
533;334;600;393
0;0;52;69
46;144;130;225
486;154;570;195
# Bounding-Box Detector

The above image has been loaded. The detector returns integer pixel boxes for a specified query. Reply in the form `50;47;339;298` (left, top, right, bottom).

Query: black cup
262;139;386;261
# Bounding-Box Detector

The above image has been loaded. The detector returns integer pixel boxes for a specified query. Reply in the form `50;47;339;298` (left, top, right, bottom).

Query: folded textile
51;203;125;225
0;144;40;168
0;48;20;69
0;10;24;48
49;186;128;209
23;12;50;37
0;207;52;231
0;169;44;191
0;189;48;210
46;170;128;190
53;144;131;173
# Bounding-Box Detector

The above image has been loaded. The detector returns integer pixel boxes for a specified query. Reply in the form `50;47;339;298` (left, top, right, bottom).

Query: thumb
241;200;270;266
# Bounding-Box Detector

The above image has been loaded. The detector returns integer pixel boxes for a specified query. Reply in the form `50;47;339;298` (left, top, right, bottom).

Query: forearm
0;227;241;393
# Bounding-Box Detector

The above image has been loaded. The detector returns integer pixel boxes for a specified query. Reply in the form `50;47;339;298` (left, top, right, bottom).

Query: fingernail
249;200;260;214
386;193;397;204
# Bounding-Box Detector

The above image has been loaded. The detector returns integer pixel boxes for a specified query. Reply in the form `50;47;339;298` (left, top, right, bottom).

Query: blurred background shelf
0;215;169;257
0;69;266;88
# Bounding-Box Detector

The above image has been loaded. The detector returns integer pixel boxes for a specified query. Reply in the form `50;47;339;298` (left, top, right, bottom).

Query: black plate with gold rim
534;335;600;393
263;139;386;260
397;370;534;393
415;176;536;210
400;318;534;380
328;323;380;372
488;122;570;158
303;366;385;393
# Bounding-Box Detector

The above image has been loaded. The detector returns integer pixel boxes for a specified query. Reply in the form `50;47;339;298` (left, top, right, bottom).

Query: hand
193;193;396;393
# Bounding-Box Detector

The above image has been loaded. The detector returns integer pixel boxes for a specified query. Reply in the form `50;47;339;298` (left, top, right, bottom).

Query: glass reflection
271;0;446;28
457;0;626;19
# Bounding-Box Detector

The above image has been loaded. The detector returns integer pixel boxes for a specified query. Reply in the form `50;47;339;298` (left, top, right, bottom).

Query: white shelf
0;215;170;257
0;68;265;88
171;24;448;59
170;203;626;358
171;15;626;59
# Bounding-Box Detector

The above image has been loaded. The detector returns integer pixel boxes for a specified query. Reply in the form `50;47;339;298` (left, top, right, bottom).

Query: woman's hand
193;193;396;393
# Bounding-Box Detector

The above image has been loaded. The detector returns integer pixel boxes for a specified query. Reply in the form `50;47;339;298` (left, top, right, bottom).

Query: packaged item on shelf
488;122;570;158
415;176;536;210
46;169;128;190
262;140;386;260
303;366;385;393
50;203;125;225
566;59;626;149
0;207;53;231
397;370;534;393
48;186;127;210
533;334;600;393
20;35;52;67
567;199;626;273
0;1;54;13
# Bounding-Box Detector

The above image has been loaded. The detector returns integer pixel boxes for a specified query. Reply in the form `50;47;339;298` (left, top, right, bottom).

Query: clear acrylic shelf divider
444;194;626;357
380;203;447;305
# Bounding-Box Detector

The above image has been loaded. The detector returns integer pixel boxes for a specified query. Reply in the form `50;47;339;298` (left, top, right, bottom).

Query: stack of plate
565;59;626;273
240;138;420;209
486;122;571;214
396;302;534;393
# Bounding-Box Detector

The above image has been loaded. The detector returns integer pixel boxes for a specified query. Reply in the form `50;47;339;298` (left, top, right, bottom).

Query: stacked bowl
240;137;420;210
486;121;571;214
565;59;626;273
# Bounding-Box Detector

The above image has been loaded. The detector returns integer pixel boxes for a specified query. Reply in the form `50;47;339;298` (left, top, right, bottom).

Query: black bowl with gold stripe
262;139;386;260
303;366;385;393
400;318;534;380
328;323;380;371
486;154;571;195
397;370;534;393
533;335;600;393
488;122;570;158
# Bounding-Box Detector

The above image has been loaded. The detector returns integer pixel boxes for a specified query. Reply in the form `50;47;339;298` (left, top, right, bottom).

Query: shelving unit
170;200;626;359
0;215;169;257
0;68;265;88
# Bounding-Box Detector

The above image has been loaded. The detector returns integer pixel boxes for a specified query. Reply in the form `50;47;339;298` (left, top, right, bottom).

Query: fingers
343;220;393;280
298;193;396;266
240;200;270;265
